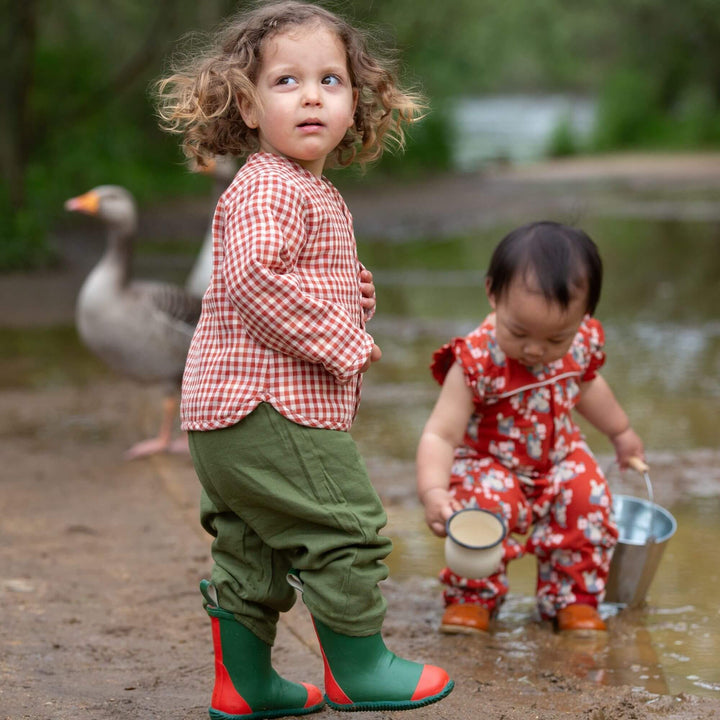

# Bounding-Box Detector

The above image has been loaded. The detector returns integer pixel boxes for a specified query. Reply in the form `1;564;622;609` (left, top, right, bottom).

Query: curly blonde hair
156;0;424;169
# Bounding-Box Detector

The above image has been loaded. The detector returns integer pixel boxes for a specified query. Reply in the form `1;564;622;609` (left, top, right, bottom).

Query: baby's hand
611;426;644;469
421;487;461;538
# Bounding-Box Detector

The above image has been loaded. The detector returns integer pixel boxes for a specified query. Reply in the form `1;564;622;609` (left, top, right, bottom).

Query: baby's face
487;274;587;368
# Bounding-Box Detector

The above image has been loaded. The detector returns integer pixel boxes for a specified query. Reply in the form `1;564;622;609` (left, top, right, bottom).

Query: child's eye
276;76;298;86
322;74;341;86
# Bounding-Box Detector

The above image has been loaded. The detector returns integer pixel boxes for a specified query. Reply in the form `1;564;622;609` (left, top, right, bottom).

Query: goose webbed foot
124;435;175;461
123;433;190;460
124;396;189;460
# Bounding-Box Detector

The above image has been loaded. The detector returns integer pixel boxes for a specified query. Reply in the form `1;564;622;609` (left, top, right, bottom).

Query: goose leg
124;395;186;460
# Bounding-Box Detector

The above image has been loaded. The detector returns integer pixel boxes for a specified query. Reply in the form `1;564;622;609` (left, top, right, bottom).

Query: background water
452;95;597;169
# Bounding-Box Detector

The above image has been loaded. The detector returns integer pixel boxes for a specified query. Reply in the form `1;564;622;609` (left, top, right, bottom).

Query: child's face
241;23;357;177
487;274;587;367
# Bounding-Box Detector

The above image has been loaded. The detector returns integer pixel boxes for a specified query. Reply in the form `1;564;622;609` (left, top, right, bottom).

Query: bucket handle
627;456;654;507
608;456;657;545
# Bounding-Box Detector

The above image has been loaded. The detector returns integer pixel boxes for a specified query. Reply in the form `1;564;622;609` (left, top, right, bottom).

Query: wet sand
3;378;720;719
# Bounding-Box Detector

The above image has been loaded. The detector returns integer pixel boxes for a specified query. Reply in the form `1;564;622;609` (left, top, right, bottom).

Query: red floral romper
431;315;618;619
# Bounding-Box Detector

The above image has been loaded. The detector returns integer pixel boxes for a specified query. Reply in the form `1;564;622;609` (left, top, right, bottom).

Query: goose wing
89;280;201;383
132;280;202;333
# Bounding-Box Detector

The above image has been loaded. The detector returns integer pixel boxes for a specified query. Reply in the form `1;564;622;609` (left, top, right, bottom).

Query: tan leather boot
555;603;607;634
439;604;490;634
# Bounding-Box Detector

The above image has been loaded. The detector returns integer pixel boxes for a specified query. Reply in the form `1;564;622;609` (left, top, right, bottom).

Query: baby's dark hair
486;221;603;315
156;0;423;169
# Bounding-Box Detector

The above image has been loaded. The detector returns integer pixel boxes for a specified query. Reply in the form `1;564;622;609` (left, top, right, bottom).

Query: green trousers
188;403;392;646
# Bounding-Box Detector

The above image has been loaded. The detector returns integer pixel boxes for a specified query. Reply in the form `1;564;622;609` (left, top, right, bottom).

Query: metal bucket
605;460;677;608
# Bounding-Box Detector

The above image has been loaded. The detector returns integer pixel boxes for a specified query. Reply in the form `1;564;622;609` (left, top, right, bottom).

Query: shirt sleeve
580;317;606;382
221;177;373;384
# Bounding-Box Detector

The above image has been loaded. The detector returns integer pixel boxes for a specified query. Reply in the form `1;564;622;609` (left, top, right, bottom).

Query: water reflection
353;216;720;698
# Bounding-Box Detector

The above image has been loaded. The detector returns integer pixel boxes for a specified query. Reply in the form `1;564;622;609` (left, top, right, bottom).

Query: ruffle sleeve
430;342;455;385
580;317;606;382
430;334;486;402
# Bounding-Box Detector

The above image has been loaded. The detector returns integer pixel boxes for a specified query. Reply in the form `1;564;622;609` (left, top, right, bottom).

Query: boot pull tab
286;569;304;593
200;579;219;607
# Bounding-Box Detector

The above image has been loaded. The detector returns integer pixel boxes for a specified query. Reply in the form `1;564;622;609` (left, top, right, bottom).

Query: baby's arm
416;362;474;537
576;374;644;468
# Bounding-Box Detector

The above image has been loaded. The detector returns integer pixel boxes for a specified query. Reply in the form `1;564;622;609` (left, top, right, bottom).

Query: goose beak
65;190;100;215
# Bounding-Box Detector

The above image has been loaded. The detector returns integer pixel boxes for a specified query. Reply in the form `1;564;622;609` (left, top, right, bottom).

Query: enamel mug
445;508;507;579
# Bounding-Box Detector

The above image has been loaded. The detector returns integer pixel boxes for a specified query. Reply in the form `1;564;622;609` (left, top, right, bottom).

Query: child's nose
302;84;322;105
523;340;544;358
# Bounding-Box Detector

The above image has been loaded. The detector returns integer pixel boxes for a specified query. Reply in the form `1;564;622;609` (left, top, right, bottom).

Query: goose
65;185;202;460
185;154;238;298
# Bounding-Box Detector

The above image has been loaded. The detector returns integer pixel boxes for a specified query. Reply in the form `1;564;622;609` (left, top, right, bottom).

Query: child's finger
429;520;447;537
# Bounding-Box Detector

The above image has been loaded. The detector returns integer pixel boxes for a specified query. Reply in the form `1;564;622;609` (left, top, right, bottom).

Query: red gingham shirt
180;153;374;432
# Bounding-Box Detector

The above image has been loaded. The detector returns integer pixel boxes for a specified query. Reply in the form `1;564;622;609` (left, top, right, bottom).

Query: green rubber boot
312;617;454;711
200;580;324;720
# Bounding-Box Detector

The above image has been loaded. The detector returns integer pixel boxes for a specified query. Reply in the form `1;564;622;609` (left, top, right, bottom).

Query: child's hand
421;487;462;538
360;343;382;373
359;269;376;318
611;426;644;469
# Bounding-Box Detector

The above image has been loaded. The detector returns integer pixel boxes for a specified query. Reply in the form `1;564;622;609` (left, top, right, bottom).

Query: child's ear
349;89;359;128
239;95;259;129
485;277;496;309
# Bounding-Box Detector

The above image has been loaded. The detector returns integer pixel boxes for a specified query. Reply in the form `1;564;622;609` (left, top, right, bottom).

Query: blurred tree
1;0;36;214
608;0;720;107
1;0;236;269
592;0;720;149
349;0;611;96
3;0;720;270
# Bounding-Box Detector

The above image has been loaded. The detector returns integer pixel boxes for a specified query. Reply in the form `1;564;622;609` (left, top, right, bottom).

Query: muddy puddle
376;495;720;698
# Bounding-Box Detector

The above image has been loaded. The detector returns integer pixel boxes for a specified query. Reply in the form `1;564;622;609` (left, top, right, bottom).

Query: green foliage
588;0;720;151
674;85;720;146
6;0;720;270
0;201;55;271
320;107;454;188
592;69;720;151
592;70;666;150
546;114;581;158
374;110;454;178
2;0;228;271
349;0;609;97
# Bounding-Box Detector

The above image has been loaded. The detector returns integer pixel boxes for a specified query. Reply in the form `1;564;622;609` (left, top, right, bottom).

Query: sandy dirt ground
3;153;720;720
